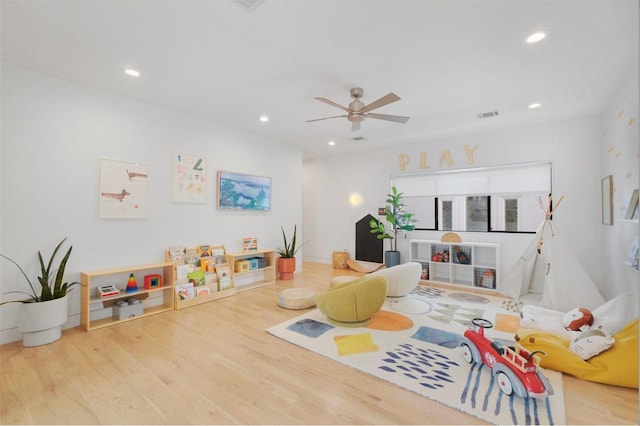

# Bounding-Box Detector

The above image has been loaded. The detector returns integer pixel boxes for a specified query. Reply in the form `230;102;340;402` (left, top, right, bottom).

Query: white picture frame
99;158;148;219
172;152;207;203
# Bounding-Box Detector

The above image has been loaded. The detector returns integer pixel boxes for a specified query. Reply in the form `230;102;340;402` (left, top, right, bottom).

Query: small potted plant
1;238;81;346
277;225;302;280
370;186;417;267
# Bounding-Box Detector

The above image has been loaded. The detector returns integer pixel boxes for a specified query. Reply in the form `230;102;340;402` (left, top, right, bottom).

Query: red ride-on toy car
460;318;554;399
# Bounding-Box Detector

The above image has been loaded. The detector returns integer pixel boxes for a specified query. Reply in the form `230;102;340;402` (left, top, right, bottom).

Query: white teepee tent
501;196;605;312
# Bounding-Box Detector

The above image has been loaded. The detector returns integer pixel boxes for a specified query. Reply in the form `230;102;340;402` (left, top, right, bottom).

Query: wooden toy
144;273;162;289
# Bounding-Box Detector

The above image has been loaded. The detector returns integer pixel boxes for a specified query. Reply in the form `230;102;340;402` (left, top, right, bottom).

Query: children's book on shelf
205;272;218;287
188;270;206;287
216;264;233;290
176;264;193;281
198;245;212;257
176;282;195;300
167;246;186;262
195;285;212;297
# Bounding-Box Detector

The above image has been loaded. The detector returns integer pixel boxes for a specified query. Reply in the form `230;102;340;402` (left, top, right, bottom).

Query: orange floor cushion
516;319;638;388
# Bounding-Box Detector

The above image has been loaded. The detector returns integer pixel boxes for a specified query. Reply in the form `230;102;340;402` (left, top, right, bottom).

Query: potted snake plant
277;225;302;280
1;238;81;346
370;186;417;267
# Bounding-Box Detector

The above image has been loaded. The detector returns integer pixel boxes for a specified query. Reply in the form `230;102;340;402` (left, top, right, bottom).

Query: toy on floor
460;318;554;399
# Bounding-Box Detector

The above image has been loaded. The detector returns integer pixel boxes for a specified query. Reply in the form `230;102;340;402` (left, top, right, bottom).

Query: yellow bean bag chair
515;319;638;388
315;275;388;327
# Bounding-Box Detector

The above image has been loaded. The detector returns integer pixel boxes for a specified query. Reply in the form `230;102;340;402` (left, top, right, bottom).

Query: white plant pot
18;295;68;347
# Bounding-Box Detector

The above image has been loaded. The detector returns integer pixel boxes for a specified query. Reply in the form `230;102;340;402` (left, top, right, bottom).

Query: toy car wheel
496;371;513;396
461;343;474;363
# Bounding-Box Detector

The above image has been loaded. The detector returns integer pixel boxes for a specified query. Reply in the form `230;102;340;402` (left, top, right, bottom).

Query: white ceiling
1;0;637;160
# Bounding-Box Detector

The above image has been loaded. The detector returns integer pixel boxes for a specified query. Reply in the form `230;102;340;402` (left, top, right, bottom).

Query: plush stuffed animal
563;307;594;331
568;328;615;360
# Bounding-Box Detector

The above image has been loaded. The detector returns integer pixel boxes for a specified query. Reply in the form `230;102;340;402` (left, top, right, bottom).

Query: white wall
303;115;604;293
0;63;303;344
599;68;639;316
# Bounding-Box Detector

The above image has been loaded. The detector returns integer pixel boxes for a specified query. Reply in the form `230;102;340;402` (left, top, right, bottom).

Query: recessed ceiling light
526;32;546;44
124;68;140;77
259;116;269;122
528;102;542;109
328;141;335;146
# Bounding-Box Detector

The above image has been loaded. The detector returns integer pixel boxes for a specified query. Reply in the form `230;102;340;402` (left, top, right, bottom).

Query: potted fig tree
277;225;302;280
370;186;417;267
1;238;81;346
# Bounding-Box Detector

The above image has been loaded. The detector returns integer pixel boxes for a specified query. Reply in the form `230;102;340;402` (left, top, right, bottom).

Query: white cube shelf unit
410;239;500;290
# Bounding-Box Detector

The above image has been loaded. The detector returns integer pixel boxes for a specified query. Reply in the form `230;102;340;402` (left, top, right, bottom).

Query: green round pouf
277;288;317;310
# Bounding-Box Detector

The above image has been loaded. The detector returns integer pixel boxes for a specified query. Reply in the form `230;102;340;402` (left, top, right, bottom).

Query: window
441;200;452;231
467;196;489;231
391;162;551;233
504;198;518;232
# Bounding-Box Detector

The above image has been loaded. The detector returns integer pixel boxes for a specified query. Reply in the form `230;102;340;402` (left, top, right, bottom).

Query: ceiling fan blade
360;92;401;113
365;112;410;124
315;97;351;113
305;114;348;123
351;120;361;131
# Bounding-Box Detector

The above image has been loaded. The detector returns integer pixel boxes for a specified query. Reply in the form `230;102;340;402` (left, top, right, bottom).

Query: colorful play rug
267;286;566;425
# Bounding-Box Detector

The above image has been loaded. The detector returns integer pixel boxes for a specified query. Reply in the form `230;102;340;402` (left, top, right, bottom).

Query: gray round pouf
277;288;316;310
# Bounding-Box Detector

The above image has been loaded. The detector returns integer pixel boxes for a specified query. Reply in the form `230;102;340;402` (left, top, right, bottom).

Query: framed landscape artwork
217;171;271;211
99;158;148;219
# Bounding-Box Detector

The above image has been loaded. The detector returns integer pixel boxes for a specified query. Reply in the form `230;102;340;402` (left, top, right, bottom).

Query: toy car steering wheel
471;318;493;329
526;350;546;361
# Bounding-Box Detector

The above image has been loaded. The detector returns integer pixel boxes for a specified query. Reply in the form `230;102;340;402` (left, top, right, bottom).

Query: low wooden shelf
80;261;175;331
166;244;237;311
227;249;276;291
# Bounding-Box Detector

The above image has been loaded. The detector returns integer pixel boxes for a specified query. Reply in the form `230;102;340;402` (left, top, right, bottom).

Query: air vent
477;110;500;119
233;0;265;10
352;136;368;142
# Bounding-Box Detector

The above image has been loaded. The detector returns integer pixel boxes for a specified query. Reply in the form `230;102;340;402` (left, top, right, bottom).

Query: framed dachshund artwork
99;158;148;219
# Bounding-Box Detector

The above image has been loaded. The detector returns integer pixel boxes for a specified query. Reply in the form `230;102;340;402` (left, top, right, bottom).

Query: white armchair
371;261;421;297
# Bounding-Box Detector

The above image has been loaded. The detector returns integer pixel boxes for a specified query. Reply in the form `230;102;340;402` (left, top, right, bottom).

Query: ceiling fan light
349;99;364;111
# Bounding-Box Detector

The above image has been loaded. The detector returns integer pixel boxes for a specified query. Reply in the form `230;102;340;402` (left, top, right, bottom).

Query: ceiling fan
306;87;410;131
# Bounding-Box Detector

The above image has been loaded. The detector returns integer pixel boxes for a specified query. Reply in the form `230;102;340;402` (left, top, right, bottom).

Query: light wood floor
1;262;637;424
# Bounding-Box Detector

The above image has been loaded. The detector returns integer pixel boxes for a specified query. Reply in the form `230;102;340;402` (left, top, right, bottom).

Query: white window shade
392;162;552;197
